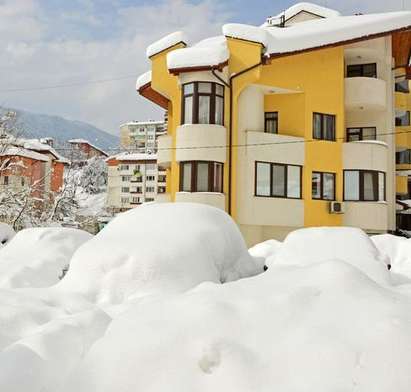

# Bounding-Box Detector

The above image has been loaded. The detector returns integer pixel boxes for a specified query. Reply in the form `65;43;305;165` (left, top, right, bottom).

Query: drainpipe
213;60;263;216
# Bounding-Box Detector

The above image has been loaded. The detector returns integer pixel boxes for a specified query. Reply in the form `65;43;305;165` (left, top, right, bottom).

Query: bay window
180;161;223;193
344;170;385;201
255;161;302;199
182;82;224;125
313;113;336;141
312;172;335;200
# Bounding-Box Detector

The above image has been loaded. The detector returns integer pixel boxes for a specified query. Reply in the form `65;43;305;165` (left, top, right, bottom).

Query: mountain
1;106;119;151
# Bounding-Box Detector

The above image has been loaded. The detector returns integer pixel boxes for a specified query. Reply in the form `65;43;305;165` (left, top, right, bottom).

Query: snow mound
274;227;390;285
372;234;411;280
248;239;282;267
0;223;15;248
146;31;188;58
273;2;341;21
63;260;411;392
0;228;92;289
167;36;229;70
59;203;263;306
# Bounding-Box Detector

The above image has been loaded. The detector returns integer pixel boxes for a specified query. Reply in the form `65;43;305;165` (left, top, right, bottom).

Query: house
136;2;411;245
68;139;108;161
106;152;167;212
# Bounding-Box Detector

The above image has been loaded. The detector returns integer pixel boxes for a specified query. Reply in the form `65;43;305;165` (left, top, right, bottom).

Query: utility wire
0;74;138;93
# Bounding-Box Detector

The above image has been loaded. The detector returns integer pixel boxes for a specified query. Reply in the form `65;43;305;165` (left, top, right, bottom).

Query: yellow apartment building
136;2;411;245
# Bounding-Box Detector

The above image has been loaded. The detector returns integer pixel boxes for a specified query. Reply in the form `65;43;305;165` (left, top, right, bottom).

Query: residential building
136;2;411;245
106;153;167;212
119;120;166;152
0;138;69;199
68;139;108;162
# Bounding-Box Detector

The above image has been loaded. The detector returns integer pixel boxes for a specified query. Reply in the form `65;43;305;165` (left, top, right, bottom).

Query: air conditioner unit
329;201;345;214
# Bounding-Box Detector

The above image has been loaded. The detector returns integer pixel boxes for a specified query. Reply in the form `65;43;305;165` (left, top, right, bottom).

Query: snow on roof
226;11;411;57
146;31;188;58
0;146;50;162
223;24;270;47
273;2;341;21
136;71;152;90
120;119;165;127
167;36;229;71
23;139;70;164
107;152;158;162
68;139;108;156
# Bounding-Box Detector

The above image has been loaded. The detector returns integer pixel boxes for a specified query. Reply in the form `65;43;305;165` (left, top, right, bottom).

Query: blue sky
0;0;410;134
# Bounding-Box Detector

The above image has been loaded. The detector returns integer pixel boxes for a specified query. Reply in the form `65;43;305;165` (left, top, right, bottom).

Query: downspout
213;59;263;216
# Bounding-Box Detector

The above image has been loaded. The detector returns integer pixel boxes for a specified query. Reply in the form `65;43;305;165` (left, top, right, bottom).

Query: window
181;82;224;125
146;186;155;193
395;80;410;93
255;162;302;199
3;176;8;185
312;172;335;200
344;170;385;201
145;198;155;202
120;164;129;171
121;176;131;182
158;175;166;183
121;187;130;193
396;150;411;164
158;186;166;194
179;161;223;193
313;113;336;141
265;112;278;134
131;197;141;204
347;127;377;142
121;197;129;204
347;63;377;78
146;175;155;181
21;177;25;186
396;110;411;126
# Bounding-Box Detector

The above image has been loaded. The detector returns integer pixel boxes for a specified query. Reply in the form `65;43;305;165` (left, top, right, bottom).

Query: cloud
0;0;230;135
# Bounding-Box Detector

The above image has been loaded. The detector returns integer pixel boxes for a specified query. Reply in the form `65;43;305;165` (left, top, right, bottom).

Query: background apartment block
119;120;166;152
106;152;167;212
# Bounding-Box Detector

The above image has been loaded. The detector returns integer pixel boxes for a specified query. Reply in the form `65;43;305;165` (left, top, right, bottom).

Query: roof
146;31;188;58
136;71;152;90
144;4;411;74
22;139;70;164
167;36;229;72
119;120;165;128
107;152;158;162
0;146;50;162
68;139;108;156
269;2;341;24
225;11;411;58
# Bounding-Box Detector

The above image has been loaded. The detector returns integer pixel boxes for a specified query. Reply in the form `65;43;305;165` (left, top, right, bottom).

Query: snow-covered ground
1;203;411;391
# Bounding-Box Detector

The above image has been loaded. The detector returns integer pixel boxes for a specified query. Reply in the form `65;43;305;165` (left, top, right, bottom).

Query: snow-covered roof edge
146;31;188;58
274;2;341;21
68;139;108;156
136;71;152;91
0;146;50;162
106;152;158;163
223;24;269;48
120;120;165;128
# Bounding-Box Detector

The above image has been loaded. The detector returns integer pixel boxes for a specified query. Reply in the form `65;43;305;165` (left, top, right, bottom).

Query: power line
0;74;138;93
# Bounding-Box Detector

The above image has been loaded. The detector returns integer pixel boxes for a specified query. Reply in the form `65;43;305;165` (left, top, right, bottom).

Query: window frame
181;82;225;126
179;161;224;193
346;127;377;142
312;171;336;201
264;112;278;134
313;112;336;141
343;169;386;202
254;161;302;199
347;63;377;78
395;110;411;127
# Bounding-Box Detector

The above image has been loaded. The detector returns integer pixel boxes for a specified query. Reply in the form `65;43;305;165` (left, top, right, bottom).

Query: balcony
345;77;387;111
343;202;388;232
175;124;227;163
157;135;172;167
175;192;226;210
245;131;305;165
343;140;388;172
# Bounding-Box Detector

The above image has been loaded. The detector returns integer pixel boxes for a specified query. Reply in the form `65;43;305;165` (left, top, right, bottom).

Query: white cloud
0;0;230;134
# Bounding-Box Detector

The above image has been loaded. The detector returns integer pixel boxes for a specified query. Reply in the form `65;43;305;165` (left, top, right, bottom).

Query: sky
0;0;410;135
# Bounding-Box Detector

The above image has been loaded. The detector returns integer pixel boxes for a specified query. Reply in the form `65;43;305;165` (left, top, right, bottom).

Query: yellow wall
260;47;345;227
397;175;408;194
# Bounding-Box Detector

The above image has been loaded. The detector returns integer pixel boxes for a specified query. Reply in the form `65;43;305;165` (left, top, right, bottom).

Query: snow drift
59;203;263;306
0;227;92;289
